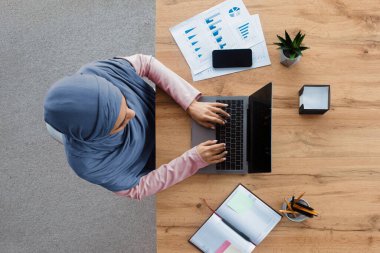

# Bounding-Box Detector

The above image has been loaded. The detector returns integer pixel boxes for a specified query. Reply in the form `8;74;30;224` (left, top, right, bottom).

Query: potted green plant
274;30;309;67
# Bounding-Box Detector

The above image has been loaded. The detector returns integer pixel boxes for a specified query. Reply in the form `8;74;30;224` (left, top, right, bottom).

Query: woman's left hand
187;100;230;129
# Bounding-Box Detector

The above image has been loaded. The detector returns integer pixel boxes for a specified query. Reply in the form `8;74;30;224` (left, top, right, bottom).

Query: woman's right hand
196;140;227;164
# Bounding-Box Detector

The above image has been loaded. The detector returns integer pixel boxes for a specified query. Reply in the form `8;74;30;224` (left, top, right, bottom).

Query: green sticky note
227;192;254;214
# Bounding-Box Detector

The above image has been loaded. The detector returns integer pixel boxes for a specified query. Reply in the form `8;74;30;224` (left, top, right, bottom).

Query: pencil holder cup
282;198;310;222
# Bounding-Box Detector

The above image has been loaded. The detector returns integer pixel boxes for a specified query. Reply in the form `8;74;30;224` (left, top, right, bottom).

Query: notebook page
190;214;256;253
216;185;281;245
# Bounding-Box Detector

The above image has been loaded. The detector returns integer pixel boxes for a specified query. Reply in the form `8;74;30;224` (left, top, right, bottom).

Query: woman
44;54;229;199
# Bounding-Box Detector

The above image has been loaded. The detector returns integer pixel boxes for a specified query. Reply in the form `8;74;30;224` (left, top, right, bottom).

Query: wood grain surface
155;0;380;252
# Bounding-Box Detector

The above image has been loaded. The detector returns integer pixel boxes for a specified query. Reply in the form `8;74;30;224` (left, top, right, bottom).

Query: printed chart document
192;15;270;81
189;184;282;253
170;0;271;81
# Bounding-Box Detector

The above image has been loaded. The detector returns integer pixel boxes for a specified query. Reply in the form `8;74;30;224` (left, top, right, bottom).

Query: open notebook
189;184;281;253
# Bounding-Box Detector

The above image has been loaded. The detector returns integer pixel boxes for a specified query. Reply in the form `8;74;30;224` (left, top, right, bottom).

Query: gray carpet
0;1;156;252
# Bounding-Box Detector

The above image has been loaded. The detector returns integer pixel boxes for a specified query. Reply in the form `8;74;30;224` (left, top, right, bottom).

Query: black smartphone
212;49;252;68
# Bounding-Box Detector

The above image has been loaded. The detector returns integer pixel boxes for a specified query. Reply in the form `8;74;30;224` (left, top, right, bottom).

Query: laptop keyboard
216;99;244;170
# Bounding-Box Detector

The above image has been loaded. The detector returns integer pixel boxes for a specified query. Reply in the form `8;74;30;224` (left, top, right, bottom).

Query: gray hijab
44;58;155;191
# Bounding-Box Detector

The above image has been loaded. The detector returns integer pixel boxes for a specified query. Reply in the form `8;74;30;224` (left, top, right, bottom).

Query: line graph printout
170;0;252;75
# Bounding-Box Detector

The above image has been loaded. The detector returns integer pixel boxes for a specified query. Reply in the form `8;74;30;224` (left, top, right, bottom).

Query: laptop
191;83;272;174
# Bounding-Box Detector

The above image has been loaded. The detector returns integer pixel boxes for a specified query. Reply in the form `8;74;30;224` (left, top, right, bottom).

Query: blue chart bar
212;28;221;37
239;23;249;39
209;20;222;30
240;27;249;33
188;34;196;40
195;47;201;52
191;41;198;46
219;43;226;49
239;23;249;30
185;27;196;34
205;13;220;24
216;36;223;43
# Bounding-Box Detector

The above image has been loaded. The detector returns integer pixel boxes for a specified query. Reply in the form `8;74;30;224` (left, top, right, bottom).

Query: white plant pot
280;50;301;67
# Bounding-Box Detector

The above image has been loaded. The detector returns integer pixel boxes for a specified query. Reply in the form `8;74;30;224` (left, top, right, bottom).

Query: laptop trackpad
191;120;216;147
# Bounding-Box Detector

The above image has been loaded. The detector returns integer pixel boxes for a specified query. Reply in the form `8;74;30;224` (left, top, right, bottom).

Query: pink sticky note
215;240;231;253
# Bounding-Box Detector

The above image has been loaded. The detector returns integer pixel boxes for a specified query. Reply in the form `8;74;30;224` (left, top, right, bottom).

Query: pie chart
228;7;240;17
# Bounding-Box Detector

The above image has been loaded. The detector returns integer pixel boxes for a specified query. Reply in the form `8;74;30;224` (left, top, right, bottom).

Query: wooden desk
156;0;380;252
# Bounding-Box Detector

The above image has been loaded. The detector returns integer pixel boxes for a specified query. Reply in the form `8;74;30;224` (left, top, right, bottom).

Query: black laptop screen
247;83;272;173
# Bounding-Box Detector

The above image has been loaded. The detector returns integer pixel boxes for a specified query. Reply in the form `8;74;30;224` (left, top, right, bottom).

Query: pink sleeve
124;54;202;111
115;147;209;200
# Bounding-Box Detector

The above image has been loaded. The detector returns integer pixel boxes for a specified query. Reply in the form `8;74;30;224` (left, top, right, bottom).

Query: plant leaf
295;48;302;56
290;53;296;60
293;31;302;47
273;42;283;46
296;31;304;45
276;35;287;45
285;30;292;45
299;46;309;51
298;34;306;46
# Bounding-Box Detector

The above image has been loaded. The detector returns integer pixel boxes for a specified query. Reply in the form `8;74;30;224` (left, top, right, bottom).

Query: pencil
292;203;318;216
284;198;292;211
295;192;305;202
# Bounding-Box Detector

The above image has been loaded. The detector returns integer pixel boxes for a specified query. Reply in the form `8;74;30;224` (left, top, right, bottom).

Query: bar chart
184;26;203;59
238;22;249;39
205;12;228;49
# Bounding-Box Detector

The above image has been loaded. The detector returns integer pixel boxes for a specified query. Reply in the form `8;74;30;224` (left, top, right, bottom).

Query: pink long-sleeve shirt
114;54;209;200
